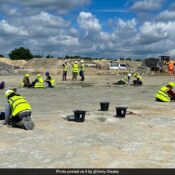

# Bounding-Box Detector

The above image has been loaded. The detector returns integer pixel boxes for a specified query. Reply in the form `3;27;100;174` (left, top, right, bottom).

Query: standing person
62;60;68;81
168;61;174;76
4;89;34;130
45;71;55;88
32;74;44;88
155;82;175;102
22;74;32;88
72;61;79;81
79;60;85;81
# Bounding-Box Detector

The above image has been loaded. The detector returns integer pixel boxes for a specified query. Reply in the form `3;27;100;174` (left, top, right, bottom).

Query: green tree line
0;47;142;61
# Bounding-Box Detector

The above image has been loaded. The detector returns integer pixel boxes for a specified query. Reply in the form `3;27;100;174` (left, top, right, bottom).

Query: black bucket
0;112;5;120
100;102;110;111
116;107;127;118
74;110;86;122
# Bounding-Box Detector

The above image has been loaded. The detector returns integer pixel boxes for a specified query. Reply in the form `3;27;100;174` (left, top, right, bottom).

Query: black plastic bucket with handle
116;107;127;118
100;102;110;111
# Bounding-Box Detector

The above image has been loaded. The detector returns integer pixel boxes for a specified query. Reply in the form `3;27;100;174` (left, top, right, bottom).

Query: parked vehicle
109;63;127;70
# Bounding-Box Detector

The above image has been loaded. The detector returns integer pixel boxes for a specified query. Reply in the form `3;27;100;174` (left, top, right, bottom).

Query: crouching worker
32;74;44;88
133;73;143;86
22;74;32;88
155;82;175;102
4;89;34;130
45;72;55;88
113;76;128;85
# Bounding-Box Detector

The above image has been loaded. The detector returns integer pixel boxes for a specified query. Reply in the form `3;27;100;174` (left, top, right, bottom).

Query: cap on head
25;74;30;77
37;73;41;77
168;81;175;87
81;60;84;63
45;71;49;76
75;61;77;63
5;89;14;98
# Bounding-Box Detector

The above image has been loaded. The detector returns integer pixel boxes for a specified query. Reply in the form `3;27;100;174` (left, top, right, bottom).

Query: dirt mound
24;58;61;74
0;57;27;67
94;59;110;69
0;57;27;74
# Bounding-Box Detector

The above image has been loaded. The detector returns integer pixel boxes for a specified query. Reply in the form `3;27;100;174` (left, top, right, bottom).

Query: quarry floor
0;74;175;168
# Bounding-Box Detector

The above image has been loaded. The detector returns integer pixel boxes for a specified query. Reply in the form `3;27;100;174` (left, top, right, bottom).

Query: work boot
22;117;35;130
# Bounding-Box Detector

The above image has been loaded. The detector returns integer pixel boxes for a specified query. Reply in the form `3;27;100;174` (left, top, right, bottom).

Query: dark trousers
156;98;164;102
72;72;78;81
24;83;33;88
79;71;84;81
46;81;53;88
133;80;142;86
62;71;67;81
0;81;5;89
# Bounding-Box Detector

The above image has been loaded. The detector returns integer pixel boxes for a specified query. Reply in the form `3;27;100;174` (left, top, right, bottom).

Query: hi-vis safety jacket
121;76;128;83
72;63;79;73
34;77;44;88
155;86;170;102
50;78;56;87
8;95;32;117
63;64;68;72
136;75;143;82
80;64;85;71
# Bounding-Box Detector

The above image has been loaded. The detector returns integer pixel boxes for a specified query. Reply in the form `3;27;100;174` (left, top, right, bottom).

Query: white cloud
0;0;90;15
77;12;101;32
0;20;29;36
158;10;175;21
1;0;175;59
29;11;68;27
131;0;163;11
48;35;79;46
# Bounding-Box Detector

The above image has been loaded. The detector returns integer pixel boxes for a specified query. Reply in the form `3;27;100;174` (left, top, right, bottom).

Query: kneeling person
133;73;143;86
45;72;55;88
32;74;44;88
114;76;128;85
22;74;32;88
155;82;175;102
4;89;34;130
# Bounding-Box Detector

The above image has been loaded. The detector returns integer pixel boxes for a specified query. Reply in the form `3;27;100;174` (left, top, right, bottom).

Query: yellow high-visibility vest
72;63;79;73
8;95;32;117
34;77;44;88
50;78;56;87
155;86;170;102
80;64;85;71
136;75;143;82
63;64;68;72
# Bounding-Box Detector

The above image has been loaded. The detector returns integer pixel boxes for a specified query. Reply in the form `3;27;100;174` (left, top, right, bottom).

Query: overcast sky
0;0;175;58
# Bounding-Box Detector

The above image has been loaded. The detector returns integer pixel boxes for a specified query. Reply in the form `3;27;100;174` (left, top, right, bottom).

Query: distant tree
33;55;42;58
135;59;142;62
0;54;4;58
65;55;70;59
46;54;54;58
9;47;33;60
125;58;132;61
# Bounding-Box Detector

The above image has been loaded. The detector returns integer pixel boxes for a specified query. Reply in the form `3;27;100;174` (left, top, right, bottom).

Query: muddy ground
0;74;175;168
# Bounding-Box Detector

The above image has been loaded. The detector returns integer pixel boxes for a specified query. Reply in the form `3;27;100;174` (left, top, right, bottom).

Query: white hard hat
75;61;77;63
81;60;84;63
65;60;67;62
5;89;14;98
